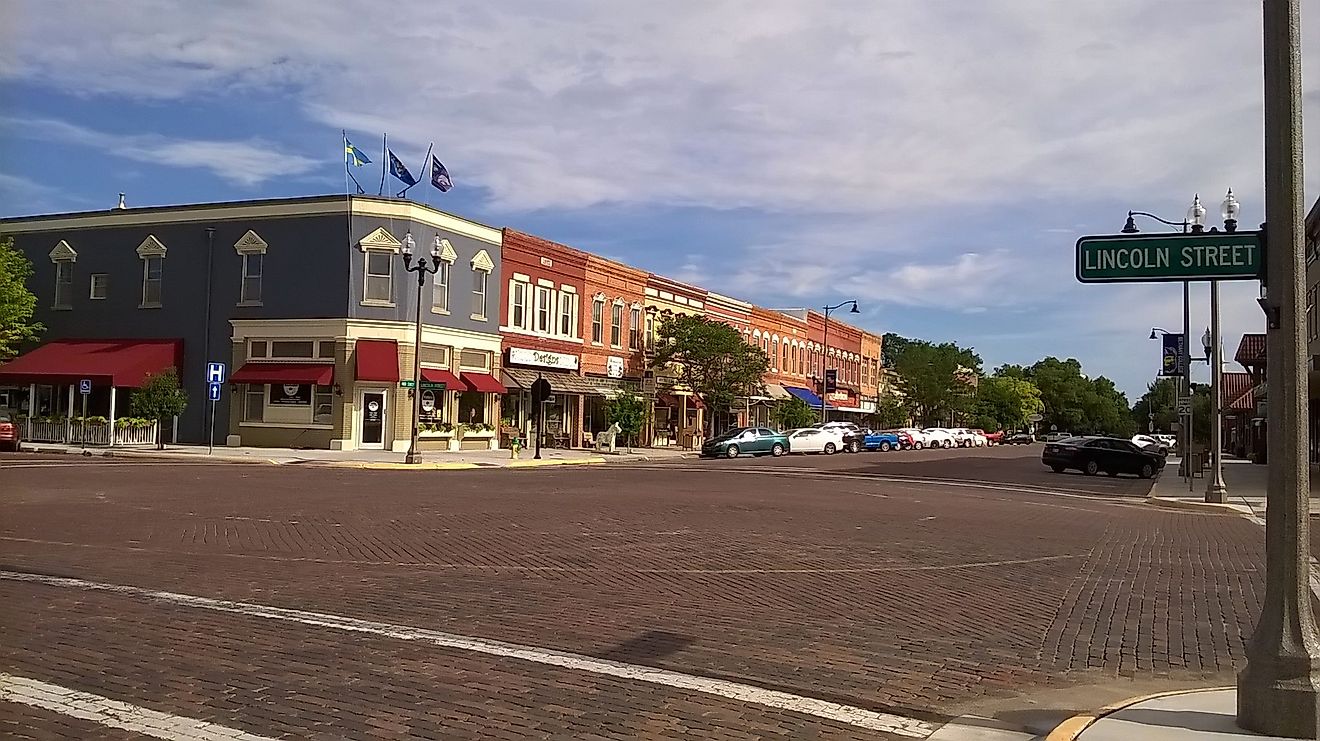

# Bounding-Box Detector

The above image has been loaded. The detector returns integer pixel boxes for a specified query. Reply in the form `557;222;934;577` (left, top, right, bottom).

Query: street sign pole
209;398;216;455
1183;279;1192;488
80;390;88;450
1237;0;1320;733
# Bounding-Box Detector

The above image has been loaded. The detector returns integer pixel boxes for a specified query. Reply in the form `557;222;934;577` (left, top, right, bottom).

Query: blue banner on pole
1160;333;1185;376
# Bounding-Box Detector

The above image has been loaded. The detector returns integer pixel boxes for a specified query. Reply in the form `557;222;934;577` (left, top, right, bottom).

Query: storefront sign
827;391;850;402
606;356;624;378
270;383;311;406
508;347;580;371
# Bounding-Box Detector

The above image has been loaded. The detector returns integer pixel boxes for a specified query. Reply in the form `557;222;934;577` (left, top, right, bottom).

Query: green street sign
399;380;446;390
1075;231;1264;283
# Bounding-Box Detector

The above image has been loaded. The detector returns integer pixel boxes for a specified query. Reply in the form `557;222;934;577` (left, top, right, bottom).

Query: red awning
0;339;182;388
230;363;334;385
461;372;505;393
689;395;705;409
420;368;462;388
355;340;399;382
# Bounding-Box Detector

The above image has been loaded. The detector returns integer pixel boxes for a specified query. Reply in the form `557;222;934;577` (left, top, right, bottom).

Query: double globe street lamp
1125;190;1237;502
401;233;445;465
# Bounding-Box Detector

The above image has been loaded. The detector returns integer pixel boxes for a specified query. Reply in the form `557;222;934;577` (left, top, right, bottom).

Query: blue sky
1;0;1317;400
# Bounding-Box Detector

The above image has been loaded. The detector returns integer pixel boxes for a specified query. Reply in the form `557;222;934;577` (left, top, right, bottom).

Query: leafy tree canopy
130;368;188;449
603;390;650;450
1019;357;1135;437
890;339;981;426
651;315;769;416
972;375;1044;432
0;236;44;360
773;397;818;430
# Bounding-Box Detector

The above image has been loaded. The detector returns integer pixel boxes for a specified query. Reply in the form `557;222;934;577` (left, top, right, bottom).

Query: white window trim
507;279;531;332
591;295;605;345
235;230;267;307
469;250;493;321
89;273;108;300
52;259;74;310
357;228;400;308
534;285;553;334
610;300;624;349
431;260;451;315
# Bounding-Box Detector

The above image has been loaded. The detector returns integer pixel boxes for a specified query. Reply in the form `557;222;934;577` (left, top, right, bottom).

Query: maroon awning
230;363;334;385
355;340;399;382
461;372;505;393
419;368;462;388
0;339;182;388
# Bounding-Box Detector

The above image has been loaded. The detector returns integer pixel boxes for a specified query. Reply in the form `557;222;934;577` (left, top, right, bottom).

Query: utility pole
1236;0;1320;734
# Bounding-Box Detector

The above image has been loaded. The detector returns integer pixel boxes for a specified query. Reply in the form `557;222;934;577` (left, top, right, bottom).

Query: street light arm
1127;210;1188;229
823;300;854;312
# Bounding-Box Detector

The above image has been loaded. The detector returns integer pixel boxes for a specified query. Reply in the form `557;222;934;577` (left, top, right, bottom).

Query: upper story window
47;240;77;310
247;339;336;361
469;249;494;321
610;301;623;347
628;306;642;350
510;279;529;330
430;239;457;313
89;273;108;300
591;294;604;344
234;230;268;306
535;286;553;333
357;226;401;307
557;289;579;338
136;234;167;308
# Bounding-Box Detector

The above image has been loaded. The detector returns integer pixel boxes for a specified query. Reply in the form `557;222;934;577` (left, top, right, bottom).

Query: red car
0;411;21;452
978;429;1004;445
887;429;914;449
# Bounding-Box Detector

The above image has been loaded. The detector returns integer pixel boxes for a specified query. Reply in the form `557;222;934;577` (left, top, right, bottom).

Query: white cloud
2;1;1315;213
0;116;318;186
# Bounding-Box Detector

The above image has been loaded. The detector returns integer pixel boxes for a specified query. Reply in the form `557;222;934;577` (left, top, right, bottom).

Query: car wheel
944;440;953;449
914;441;924;450
725;445;740;459
1050;464;1065;473
824;442;837;455
879;441;891;452
1084;460;1099;476
848;441;860;453
771;443;785;457
1139;463;1155;479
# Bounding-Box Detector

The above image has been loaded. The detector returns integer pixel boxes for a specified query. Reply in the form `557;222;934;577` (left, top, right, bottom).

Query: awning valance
354;340;399;382
461;372;505;393
230;363;334;385
764;384;792;401
420;368;462;388
503;367;604;395
784;385;834;409
0;338;182;388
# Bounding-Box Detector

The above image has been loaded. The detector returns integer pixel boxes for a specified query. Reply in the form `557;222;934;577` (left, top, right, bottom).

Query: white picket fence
19;419;158;447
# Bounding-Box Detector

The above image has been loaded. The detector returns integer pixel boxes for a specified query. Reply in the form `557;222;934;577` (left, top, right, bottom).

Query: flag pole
378;133;388;196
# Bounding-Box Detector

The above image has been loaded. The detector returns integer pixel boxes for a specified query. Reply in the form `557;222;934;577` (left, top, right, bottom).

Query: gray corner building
0;195;506;451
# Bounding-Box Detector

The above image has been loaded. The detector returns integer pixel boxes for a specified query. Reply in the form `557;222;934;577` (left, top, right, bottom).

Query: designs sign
508;347;580;371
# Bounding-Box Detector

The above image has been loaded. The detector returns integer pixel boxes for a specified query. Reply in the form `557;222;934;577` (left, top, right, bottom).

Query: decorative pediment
234;229;268;254
630;301;642;310
593;291;607;302
470;249;494;273
136;234;166;258
436;238;457;263
358;226;402;252
48;240;77;263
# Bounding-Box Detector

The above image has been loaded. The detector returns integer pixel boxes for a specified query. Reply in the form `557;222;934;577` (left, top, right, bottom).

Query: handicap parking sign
79;379;92;395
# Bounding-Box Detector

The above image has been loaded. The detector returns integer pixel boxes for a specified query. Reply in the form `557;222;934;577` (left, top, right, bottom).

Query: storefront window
458;391;487;425
420;390;448;424
243;384;264;422
241;384;334;425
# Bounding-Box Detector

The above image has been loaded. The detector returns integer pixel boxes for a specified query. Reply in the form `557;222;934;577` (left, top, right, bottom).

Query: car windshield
711;429;748;441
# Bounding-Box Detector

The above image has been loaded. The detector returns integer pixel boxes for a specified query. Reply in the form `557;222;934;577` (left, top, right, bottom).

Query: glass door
360;389;386;449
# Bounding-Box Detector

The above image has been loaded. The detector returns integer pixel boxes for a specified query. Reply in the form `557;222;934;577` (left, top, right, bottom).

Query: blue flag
388;149;417;187
344;137;371;167
430;156;452;192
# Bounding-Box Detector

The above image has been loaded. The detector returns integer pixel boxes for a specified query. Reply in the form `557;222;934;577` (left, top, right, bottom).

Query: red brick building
582;254;648;443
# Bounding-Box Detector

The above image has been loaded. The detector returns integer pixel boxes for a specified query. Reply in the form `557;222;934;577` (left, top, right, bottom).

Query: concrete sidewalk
1050;687;1297;740
20;441;697;469
1145;457;1320;518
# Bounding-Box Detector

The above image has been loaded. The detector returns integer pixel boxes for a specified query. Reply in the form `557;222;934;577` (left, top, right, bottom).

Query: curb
1144;496;1249;516
328;461;484;471
505;457;606;468
1043;686;1232;741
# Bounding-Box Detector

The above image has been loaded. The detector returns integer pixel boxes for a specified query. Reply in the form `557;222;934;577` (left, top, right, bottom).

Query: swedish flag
344;137;371;167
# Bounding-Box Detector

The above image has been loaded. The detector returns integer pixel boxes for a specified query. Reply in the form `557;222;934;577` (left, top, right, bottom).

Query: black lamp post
819;300;859;424
402;232;443;465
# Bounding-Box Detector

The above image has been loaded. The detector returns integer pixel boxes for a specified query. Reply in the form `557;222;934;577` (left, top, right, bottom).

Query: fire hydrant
510;436;522;460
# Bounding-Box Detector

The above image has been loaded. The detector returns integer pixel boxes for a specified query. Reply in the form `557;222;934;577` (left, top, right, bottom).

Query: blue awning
784;386;833;409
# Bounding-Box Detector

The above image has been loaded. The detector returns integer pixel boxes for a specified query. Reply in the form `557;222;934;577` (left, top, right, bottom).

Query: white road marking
1;570;937;737
1;673;277;741
0;536;1080;575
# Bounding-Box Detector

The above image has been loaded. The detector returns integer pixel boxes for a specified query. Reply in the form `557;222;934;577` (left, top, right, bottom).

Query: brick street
0;447;1267;738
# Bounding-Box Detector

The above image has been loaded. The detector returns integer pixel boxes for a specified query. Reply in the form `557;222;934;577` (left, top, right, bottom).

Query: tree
130;368;188;449
651;315;769;432
871;394;910;428
890;339;981;426
881;333;913;370
972;376;1044;432
773;397;818;430
0;236;44;360
1130;378;1179;434
1024;357;1134;436
603;391;650;450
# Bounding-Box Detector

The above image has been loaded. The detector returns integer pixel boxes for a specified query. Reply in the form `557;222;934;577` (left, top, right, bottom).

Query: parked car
786;427;845;455
815;422;863;453
1003;432;1036;445
1131;434;1170;457
921;428;958;449
1042;436;1165;479
952;428;988;447
1039;431;1073;443
0;411;20;452
701;427;789;458
888;429;915;449
979;430;1005;445
858;430;901;452
899;428;934;449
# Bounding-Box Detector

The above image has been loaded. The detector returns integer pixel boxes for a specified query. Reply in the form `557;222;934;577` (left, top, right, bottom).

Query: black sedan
1042;436;1165;479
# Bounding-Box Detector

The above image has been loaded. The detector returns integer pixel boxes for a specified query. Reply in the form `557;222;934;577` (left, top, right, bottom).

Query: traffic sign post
204;363;226;455
1075;230;1264;283
78;379;90;450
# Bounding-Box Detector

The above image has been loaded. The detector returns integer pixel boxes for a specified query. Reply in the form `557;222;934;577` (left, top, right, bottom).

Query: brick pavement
0;453;1267;737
